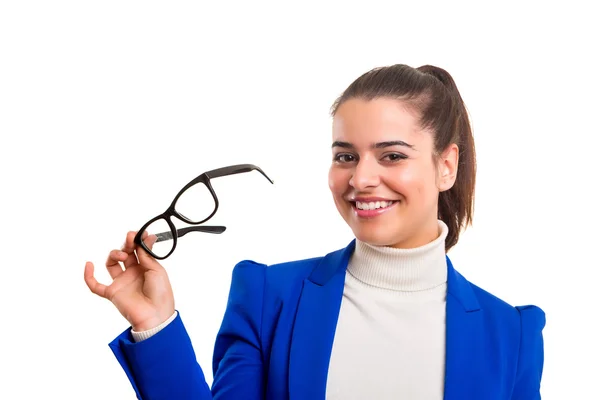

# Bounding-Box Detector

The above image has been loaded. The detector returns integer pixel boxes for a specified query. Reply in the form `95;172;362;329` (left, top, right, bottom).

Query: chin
351;227;397;247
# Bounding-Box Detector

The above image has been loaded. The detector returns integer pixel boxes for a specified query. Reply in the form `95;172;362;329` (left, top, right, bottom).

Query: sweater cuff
131;311;178;342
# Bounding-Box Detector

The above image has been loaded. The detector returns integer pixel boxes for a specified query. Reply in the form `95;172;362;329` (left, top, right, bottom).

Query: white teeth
355;201;394;210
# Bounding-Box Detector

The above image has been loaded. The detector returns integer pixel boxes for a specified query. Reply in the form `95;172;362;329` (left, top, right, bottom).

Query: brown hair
330;64;476;251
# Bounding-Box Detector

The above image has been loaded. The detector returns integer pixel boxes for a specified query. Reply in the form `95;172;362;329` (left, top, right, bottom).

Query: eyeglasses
134;163;274;260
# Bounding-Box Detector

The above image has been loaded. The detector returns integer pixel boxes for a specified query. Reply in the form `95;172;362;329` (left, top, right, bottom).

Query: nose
349;159;380;190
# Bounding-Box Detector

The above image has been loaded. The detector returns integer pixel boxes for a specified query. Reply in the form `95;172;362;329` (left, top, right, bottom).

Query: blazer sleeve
109;312;211;399
511;305;546;400
211;260;266;399
108;260;266;400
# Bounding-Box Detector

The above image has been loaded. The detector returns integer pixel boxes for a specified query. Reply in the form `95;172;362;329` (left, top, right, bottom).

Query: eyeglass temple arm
205;164;274;184
155;225;226;242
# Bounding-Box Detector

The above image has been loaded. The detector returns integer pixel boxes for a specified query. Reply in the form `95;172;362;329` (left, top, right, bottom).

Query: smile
355;200;395;210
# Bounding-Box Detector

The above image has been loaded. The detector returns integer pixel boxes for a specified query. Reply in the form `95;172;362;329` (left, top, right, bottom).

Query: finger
136;240;163;272
122;230;142;253
123;231;147;268
122;231;139;268
84;262;109;299
105;249;126;279
138;234;159;266
123;250;139;269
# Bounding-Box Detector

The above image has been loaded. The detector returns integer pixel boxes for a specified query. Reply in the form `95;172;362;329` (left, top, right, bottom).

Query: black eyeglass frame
134;163;274;260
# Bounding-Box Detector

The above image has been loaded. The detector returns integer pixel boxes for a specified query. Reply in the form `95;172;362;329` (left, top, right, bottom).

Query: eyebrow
331;140;415;150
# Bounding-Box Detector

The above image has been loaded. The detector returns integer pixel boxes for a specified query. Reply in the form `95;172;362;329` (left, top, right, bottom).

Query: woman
84;64;545;399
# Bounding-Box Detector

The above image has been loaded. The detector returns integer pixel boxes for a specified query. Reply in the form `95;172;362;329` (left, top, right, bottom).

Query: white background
1;1;598;398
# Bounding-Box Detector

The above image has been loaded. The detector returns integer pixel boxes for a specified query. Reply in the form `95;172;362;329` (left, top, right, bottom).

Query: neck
348;220;449;291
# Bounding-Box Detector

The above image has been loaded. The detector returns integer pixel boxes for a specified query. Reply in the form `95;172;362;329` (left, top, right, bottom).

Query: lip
349;196;396;202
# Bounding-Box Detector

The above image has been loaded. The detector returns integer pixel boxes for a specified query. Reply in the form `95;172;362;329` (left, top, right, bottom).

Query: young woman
85;64;545;399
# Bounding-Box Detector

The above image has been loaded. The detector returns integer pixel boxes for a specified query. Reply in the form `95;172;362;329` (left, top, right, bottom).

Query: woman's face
328;97;458;249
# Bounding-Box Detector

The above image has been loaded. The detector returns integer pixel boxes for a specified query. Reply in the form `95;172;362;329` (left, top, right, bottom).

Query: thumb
136;235;164;271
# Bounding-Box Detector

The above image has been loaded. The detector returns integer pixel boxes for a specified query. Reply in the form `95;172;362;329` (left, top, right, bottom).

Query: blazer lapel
287;245;487;399
443;256;484;400
288;241;354;400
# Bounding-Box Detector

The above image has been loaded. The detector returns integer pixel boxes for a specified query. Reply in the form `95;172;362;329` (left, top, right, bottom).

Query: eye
382;153;408;162
333;153;357;163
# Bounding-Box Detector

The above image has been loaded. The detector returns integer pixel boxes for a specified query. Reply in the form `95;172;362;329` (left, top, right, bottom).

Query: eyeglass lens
174;181;216;223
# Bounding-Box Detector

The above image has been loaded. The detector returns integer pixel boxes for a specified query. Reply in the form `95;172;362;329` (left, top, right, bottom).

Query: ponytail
418;65;476;251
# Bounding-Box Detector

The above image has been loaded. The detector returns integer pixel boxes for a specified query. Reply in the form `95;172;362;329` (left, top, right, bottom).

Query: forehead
332;98;426;145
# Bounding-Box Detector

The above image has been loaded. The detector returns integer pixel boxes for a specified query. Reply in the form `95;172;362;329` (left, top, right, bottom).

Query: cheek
328;168;348;195
387;164;437;198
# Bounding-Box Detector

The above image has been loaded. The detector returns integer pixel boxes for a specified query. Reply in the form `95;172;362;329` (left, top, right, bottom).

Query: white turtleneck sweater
326;220;449;400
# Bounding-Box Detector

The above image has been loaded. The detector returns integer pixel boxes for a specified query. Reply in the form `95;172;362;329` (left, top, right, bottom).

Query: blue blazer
110;240;545;399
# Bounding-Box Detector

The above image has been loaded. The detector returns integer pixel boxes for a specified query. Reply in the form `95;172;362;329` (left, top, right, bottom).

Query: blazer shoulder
467;279;545;329
234;254;325;293
515;304;546;332
267;255;326;290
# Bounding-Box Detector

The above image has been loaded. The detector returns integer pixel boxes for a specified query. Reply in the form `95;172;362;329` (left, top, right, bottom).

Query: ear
437;143;459;192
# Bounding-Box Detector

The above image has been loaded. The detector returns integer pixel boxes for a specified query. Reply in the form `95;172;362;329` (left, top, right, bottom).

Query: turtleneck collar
347;220;448;292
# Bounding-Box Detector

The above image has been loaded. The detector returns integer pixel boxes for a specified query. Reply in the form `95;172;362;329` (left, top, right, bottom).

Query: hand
84;231;175;332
